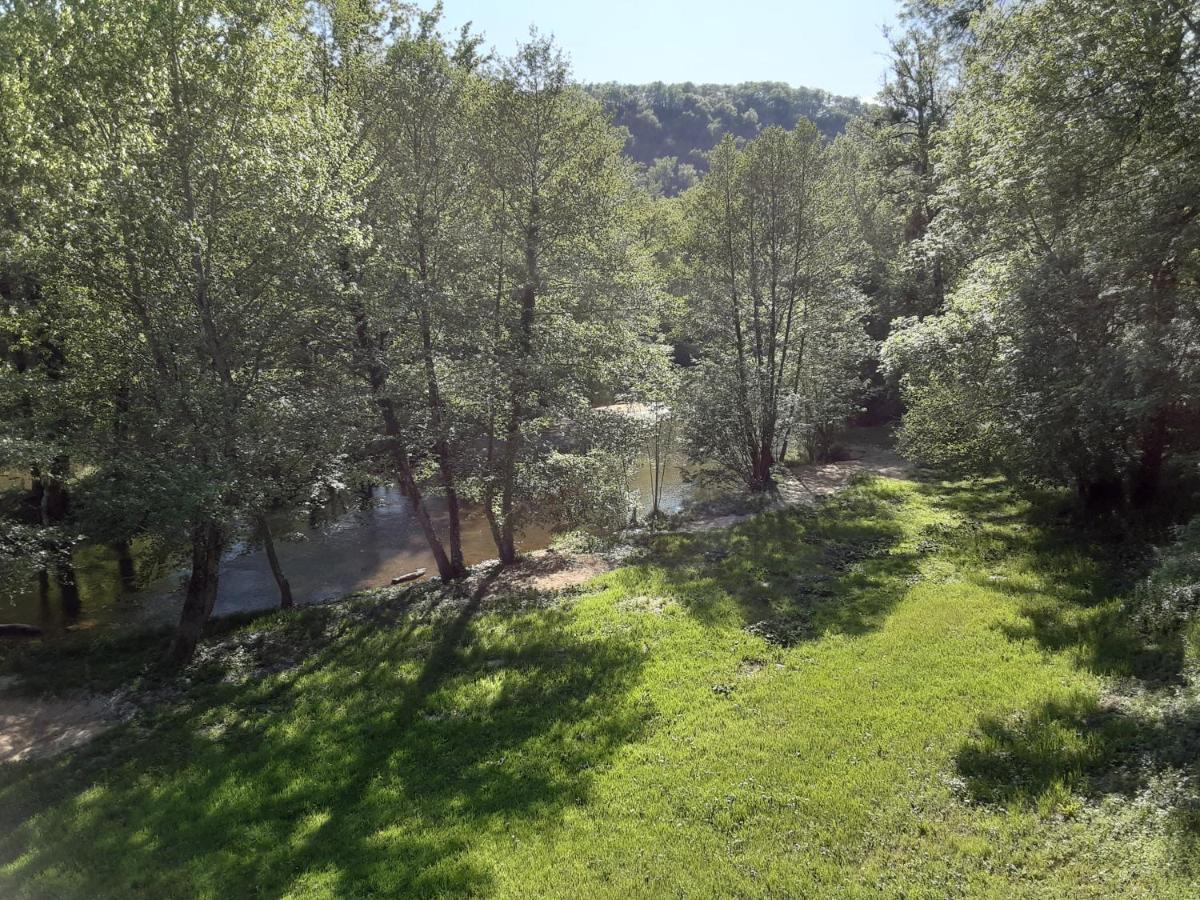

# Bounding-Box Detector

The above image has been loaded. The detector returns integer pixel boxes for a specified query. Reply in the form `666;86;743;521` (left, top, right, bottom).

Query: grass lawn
2;475;1198;897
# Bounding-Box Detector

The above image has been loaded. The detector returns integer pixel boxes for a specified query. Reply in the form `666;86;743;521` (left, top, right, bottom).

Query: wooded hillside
589;81;870;191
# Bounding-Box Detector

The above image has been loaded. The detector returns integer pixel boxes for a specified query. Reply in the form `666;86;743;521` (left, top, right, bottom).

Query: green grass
2;475;1199;897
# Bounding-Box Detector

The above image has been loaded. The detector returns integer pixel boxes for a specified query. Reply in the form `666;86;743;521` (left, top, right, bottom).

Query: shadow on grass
930;479;1200;863
912;478;1183;684
641;480;920;641
0;575;649;897
955;691;1200;868
957;693;1200;804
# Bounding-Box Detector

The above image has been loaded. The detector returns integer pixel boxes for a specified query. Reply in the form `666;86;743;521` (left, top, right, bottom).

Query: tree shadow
955;692;1200;862
912;478;1185;685
934;479;1200;864
638;481;920;641
991;585;1186;685
0;574;649;897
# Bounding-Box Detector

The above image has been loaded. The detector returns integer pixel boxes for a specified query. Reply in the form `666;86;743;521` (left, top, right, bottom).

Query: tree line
875;0;1199;510
3;0;1196;662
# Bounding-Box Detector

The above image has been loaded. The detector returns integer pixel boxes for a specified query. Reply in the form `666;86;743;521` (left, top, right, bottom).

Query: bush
1130;518;1200;635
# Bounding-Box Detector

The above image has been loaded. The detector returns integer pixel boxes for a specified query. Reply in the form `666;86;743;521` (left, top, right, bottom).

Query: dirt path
0;678;127;765
681;440;911;533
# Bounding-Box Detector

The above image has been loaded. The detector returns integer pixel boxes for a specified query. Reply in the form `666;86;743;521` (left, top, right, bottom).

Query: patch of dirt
738;658;767;677
0;686;130;764
681;440;910;534
744;615;815;648
478;550;615;594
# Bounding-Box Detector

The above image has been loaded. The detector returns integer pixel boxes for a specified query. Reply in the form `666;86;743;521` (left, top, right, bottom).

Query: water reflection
2;452;703;634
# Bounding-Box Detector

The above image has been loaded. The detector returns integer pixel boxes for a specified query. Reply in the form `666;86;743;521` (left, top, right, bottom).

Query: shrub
1130;518;1200;635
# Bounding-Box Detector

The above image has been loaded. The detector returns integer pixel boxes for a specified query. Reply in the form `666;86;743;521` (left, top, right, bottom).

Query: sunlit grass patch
2;476;1198;897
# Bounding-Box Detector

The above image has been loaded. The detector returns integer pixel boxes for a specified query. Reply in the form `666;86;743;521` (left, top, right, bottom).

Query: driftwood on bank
0;624;43;638
390;568;426;585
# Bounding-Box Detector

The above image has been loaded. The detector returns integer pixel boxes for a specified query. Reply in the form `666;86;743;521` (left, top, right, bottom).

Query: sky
438;1;901;101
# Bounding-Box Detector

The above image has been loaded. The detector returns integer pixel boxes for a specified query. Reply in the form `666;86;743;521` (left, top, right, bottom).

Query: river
3;451;701;635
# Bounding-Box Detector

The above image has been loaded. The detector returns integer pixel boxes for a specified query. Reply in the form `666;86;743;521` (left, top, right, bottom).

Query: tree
472;35;654;562
876;20;956;317
7;0;353;662
346;7;484;582
307;0;480;584
681;127;872;490
885;0;1200;507
638;156;699;198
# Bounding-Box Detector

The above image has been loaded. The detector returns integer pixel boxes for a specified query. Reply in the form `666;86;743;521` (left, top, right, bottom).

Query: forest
589;81;869;193
1;0;1199;896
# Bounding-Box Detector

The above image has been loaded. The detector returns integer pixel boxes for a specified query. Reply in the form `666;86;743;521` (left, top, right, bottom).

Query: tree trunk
494;210;539;566
381;397;459;581
483;414;505;555
55;552;81;622
419;300;466;574
113;539;137;593
496;391;522;564
1132;410;1169;508
1077;476;1123;512
256;514;294;609
349;299;462;582
750;442;775;492
41;456;70;523
168;520;223;666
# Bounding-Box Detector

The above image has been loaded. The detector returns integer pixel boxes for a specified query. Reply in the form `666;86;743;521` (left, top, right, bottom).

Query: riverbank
2;467;1198;896
0;432;908;764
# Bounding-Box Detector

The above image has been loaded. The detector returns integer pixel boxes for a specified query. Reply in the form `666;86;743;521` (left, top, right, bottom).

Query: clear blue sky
439;0;901;100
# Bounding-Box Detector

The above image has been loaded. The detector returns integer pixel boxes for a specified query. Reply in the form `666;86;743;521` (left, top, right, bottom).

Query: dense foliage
883;0;1200;507
0;2;659;660
3;0;1198;662
679;128;873;489
1132;517;1200;635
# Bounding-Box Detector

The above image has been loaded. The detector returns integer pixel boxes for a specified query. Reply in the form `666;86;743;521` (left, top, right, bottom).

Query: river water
3;452;701;635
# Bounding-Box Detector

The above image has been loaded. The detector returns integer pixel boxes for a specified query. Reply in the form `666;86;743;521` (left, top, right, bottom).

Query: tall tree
308;0;473;583
8;0;353;662
885;0;1200;507
360;9;482;579
682;127;872;490
473;36;652;562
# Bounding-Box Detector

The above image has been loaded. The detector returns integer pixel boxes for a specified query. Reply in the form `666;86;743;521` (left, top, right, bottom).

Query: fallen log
390;568;426;586
0;624;43;638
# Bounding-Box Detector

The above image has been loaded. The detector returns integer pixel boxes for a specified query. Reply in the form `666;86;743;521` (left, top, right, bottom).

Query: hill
588;81;871;183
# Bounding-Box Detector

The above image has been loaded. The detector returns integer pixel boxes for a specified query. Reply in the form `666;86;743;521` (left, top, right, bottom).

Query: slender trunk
483;414;504;554
55;552;81;622
113;539;137;593
168;520;223;667
382;397;458;580
256;513;294;609
349;298;461;581
484;220;506;556
650;418;662;518
497;392;522;565
496;207;539;566
419;298;465;573
721;178;760;484
37;567;50;622
38;456;69;525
